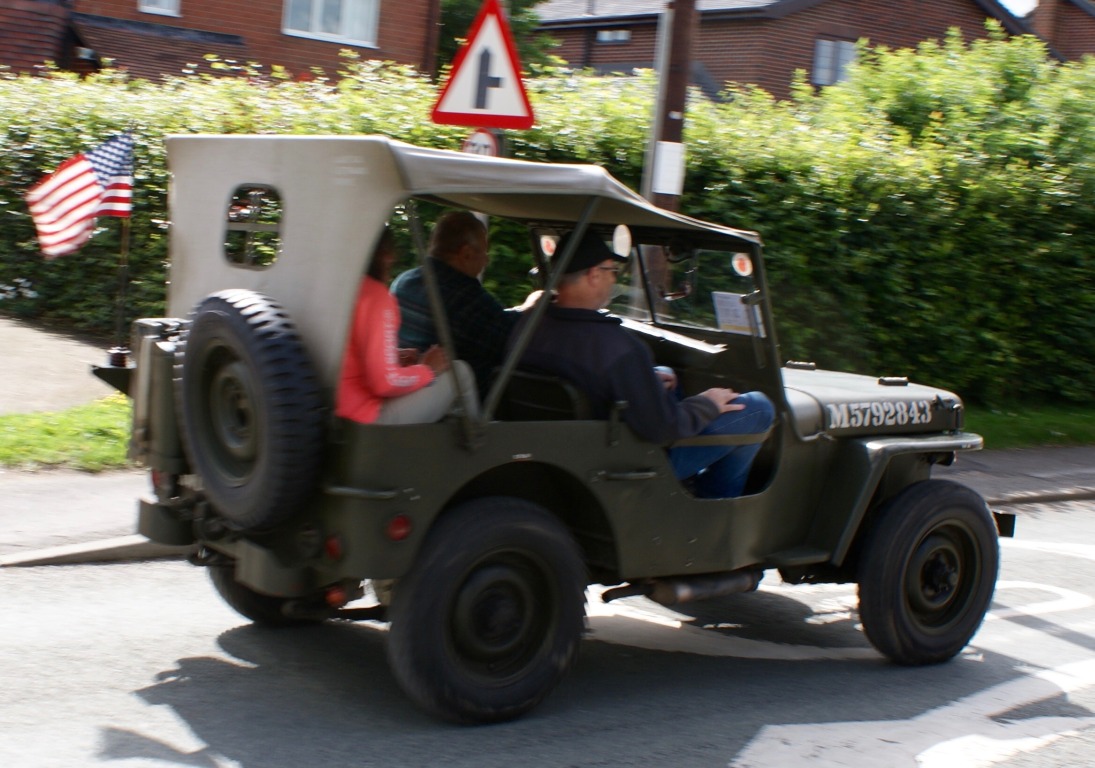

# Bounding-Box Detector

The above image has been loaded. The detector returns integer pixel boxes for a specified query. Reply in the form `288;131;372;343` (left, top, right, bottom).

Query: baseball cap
556;230;629;274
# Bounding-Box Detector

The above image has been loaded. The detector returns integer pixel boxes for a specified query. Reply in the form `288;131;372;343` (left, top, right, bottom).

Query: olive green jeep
112;134;1014;724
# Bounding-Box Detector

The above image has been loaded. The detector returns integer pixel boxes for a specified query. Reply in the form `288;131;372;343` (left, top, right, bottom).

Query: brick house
534;0;1045;100
0;0;441;81
1026;0;1095;60
1;1;82;74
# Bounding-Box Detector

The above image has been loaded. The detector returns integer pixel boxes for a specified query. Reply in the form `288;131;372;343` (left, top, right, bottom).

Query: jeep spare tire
176;289;324;530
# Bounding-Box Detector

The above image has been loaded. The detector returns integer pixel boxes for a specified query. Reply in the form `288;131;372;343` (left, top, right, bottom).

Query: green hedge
2;27;1093;407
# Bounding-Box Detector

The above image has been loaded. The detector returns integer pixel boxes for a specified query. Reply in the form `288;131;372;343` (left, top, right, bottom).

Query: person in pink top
337;229;475;424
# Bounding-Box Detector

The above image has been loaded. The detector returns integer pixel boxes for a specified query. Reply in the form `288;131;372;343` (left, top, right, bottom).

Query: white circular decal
612;225;632;257
732;252;753;277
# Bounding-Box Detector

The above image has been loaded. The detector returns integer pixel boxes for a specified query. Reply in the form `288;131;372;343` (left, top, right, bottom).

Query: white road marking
987;581;1094;621
586;583;878;661
586;547;1095;768
729;659;1095;768
1002;538;1095;562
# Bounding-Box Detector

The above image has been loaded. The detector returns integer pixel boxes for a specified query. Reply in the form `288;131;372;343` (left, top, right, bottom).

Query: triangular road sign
431;0;535;130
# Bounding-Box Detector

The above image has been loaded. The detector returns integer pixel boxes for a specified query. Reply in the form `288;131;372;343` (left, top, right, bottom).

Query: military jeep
116;134;1013;724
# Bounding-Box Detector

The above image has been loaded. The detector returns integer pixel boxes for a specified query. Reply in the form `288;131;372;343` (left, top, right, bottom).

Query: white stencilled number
882;401;897;426
908;400;933;425
849;403;864;428
895;400;909;425
870;402;885;427
827;399;936;430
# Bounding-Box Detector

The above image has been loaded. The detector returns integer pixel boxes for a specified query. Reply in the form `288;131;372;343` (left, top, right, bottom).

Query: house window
812;39;856;86
284;0;380;47
596;29;631;44
139;0;180;16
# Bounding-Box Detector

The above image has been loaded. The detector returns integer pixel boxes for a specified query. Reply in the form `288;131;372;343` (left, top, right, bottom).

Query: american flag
25;133;134;259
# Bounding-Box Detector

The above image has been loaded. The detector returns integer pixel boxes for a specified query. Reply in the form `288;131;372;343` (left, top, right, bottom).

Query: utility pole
643;0;697;212
582;0;597;68
424;0;443;77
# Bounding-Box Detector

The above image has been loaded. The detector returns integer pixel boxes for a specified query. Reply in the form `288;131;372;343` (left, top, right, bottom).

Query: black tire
387;497;587;724
857;480;999;665
208;563;321;628
176;290;324;530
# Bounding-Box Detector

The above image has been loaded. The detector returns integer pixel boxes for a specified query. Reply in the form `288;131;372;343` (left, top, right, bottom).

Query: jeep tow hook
602;568;763;606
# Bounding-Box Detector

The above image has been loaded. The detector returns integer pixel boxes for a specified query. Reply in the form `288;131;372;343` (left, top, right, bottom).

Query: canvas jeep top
121;134;1012;724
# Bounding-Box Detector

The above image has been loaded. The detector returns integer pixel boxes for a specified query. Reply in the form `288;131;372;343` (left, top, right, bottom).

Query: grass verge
0;393;131;471
964;405;1095;451
0;398;1092;472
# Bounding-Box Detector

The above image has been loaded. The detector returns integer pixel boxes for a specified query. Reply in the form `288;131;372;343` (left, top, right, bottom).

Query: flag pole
109;217;131;367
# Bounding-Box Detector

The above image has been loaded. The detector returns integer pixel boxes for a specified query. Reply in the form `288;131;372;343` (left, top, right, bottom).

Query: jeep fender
810;432;983;566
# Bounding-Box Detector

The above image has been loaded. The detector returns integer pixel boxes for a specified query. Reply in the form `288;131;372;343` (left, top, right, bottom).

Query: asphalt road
4;313;1095;764
2;499;1094;767
0;315;116;415
0;469;145;557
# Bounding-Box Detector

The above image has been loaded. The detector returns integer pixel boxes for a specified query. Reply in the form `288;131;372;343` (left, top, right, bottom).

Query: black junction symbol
475;49;503;109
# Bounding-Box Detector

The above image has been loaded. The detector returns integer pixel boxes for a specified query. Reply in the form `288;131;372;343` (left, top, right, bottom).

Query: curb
2;482;1086;565
7;486;1095;569
985;486;1095;508
0;535;195;568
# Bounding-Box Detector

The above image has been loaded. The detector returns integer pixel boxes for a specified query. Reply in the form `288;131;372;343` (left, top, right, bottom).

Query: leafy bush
683;28;1095;405
1;26;1093;407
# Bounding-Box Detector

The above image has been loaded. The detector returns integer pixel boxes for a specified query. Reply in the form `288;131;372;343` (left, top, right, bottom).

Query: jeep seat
496;370;593;421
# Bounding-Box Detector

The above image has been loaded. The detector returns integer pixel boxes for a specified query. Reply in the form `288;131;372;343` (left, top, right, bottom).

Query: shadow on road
93;586;1046;768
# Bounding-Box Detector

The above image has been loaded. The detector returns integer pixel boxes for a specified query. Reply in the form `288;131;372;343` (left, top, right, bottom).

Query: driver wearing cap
509;230;774;498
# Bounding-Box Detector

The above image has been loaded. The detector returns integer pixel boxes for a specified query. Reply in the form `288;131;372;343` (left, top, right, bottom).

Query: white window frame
812;38;857;86
283;0;380;48
595;29;631;44
139;0;181;17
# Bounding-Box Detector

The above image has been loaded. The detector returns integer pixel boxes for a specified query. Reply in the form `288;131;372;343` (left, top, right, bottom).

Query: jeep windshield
608;241;764;338
525;225;764;338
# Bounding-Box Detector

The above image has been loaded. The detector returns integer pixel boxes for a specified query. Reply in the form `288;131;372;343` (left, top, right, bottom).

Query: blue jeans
668;391;775;498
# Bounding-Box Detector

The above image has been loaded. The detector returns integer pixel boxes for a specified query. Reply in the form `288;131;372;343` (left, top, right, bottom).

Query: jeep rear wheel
857;480;998;665
387;497;587;724
208;562;323;628
176;290;324;530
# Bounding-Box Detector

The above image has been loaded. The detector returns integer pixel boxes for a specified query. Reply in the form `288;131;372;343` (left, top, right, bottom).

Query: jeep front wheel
387;497;587;724
857;480;998;665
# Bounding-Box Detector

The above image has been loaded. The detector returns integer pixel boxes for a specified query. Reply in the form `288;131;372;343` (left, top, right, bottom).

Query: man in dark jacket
511;230;774;498
392;211;520;397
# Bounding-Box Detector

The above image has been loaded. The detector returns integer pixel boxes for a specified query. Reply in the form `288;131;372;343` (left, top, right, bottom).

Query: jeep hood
781;366;964;438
